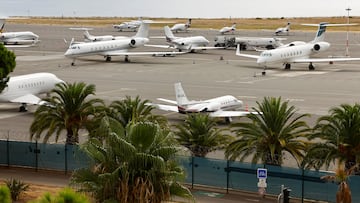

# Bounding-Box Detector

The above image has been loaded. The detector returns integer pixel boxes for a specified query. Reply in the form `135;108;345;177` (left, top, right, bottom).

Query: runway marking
96;88;136;95
286;98;305;102
238;96;258;99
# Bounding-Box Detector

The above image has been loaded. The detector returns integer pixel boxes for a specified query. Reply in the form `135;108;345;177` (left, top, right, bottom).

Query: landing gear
225;117;233;124
105;56;112;62
308;63;315;71
19;104;27;112
262;66;267;76
284;63;291;70
125;55;130;63
71;59;76;66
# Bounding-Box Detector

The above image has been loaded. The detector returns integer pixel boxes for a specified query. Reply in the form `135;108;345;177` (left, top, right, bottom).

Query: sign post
257;168;267;197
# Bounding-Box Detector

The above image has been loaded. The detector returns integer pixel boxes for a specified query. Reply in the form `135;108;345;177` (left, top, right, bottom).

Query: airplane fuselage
178;95;243;113
171;36;209;51
64;37;149;58
257;42;330;65
0;73;63;103
0;31;39;45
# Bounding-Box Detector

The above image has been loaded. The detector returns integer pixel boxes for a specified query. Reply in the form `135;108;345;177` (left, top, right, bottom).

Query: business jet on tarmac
113;18;142;32
0;73;64;112
171;19;191;33
149;82;256;123
275;22;291;35
0;18;40;47
69;28;127;42
219;23;236;35
147;26;221;53
236;22;360;74
64;21;185;66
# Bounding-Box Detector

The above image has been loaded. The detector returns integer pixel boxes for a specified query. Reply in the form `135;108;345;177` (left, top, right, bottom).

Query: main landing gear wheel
19;105;27;112
105;56;112;62
284;63;291;70
308;63;315;71
125;56;130;63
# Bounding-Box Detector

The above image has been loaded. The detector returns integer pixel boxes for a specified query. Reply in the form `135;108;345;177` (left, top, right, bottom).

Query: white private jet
236;22;360;73
64;21;185;66
147;26;220;53
0;18;40;47
275;22;291;35
69;28;127;42
113;18;142;32
219;23;236;35
150;82;255;122
171;19;191;33
0;72;64;112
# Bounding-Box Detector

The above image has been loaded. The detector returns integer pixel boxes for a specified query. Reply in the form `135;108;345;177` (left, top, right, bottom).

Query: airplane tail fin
134;21;150;38
232;23;237;29
186;19;192;28
285;22;291;30
0;19;5;33
83;30;92;41
164;26;175;42
312;22;328;43
174;82;189;105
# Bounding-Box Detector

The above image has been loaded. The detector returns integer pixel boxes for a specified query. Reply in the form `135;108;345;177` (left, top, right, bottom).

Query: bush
30;188;90;203
0;186;11;203
5;178;29;201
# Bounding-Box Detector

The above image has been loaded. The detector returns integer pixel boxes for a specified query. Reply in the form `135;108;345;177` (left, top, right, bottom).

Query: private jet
236;22;360;74
171;19;191;33
147;26;221;52
113;18;142;32
275;22;291;35
64;21;185;66
69;28;127;42
0;72;64;112
149;82;256;122
219;23;236;35
0;18;39;47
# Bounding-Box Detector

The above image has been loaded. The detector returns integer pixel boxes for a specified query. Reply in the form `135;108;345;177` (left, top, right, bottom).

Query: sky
1;0;359;19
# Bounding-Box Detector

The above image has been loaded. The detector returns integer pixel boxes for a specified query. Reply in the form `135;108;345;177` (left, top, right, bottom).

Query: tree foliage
30;82;104;144
304;103;360;171
174;113;231;157
72;119;193;202
226;97;311;166
0;44;16;93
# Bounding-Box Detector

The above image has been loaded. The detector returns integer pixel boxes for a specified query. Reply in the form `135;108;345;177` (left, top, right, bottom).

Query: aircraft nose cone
64;49;72;57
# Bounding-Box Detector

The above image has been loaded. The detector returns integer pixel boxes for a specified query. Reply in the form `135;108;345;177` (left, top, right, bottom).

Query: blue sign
257;168;267;179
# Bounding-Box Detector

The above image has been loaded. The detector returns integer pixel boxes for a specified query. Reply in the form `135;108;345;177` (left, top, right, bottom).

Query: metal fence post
65;144;68;175
191;156;194;189
226;160;229;194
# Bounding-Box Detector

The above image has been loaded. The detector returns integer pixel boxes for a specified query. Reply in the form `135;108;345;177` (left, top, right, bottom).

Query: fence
1;140;359;203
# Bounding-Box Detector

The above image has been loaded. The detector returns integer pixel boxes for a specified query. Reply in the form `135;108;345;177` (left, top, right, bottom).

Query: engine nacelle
129;37;149;47
201;102;221;112
312;42;330;52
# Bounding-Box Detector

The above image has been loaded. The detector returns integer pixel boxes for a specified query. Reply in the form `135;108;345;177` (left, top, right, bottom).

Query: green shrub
0;185;11;203
30;188;90;203
5;178;29;201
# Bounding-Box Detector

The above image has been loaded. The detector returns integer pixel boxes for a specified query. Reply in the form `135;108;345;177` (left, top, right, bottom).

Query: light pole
345;7;351;56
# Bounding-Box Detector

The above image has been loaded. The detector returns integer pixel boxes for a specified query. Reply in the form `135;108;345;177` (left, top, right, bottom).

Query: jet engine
200;102;221;112
312;42;330;52
129;37;149;47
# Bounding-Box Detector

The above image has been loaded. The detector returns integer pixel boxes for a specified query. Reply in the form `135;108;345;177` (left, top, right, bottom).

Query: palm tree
71;119;193;202
174;113;231;157
225;97;311;166
304;103;360;171
109;95;166;127
321;162;358;203
30;82;104;144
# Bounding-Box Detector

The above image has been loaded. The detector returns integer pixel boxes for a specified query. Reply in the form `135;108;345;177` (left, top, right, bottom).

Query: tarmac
1;22;360;202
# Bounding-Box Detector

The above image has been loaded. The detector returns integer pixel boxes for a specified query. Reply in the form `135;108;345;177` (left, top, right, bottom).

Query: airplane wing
10;94;42;105
209;110;260;117
292;57;360;63
144;44;173;49
236;44;260;59
190;46;224;50
101;50;187;56
147;103;178;112
5;44;34;48
157;98;177;105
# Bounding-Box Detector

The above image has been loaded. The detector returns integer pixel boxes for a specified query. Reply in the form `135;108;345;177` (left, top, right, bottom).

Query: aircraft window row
19;81;45;88
91;45;117;51
221;99;236;105
281;50;303;58
261;52;272;57
71;46;80;49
